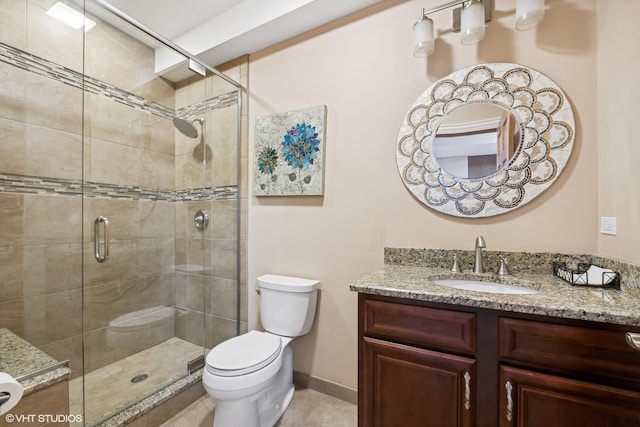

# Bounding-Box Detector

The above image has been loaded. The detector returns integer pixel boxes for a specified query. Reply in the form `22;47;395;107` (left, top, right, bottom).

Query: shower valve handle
193;210;209;231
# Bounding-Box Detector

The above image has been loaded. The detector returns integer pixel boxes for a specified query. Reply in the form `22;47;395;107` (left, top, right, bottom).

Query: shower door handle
94;216;110;263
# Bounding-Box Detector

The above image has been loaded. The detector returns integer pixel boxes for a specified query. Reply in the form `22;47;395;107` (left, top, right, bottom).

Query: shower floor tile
70;337;204;424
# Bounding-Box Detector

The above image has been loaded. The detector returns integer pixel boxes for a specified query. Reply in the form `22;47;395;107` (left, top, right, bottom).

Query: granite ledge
0;328;72;395
95;369;203;427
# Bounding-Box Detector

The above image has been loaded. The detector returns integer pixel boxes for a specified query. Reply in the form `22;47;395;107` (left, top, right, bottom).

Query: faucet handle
498;255;509;276
451;253;460;273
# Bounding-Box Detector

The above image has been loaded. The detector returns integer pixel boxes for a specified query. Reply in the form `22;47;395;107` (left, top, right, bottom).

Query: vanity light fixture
47;1;96;32
412;0;545;57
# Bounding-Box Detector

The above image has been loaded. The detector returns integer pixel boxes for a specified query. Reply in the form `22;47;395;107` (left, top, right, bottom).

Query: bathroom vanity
350;250;640;427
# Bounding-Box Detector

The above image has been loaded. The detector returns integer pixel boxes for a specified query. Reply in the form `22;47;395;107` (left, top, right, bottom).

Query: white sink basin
433;279;539;295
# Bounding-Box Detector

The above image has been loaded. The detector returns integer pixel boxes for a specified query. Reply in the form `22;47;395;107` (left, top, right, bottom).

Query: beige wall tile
23;243;82;297
83;239;138;286
138;237;175;277
141;115;174;156
26;0;83;73
90;138;140;187
139;200;175;238
0;300;24;337
0;62;28;122
22;195;81;245
204;314;236;349
0;0;26;50
175;75;205;110
185;274;206;313
40;334;83;378
209;200;237;241
211;239;237;280
209;277;237;320
0;194;23;246
139;75;175;110
25;124;82;180
84;18;150;95
0;245;23;302
0;117;26;175
25;73;82;135
205;105;238;149
187;237;211;273
88;95;143;149
207;144;237;188
22;288;81;347
140;150;175;191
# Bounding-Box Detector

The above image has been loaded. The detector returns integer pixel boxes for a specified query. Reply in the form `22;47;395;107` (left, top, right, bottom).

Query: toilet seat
206;330;282;377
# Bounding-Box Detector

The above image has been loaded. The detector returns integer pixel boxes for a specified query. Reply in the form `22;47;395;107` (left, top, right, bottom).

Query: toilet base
212;346;294;427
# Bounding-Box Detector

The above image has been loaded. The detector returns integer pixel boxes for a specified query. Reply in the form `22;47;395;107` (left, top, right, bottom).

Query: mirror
396;63;575;217
432;103;522;180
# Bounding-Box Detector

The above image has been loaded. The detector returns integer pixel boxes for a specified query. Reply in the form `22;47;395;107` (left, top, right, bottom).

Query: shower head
173;117;203;139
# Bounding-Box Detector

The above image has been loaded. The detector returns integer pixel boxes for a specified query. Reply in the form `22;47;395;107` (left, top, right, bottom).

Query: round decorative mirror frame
396;63;575;217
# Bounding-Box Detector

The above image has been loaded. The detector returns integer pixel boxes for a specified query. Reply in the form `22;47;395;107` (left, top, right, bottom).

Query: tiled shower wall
0;0;245;377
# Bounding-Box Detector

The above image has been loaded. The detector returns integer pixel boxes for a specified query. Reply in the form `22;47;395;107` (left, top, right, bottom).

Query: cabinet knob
625;332;640;352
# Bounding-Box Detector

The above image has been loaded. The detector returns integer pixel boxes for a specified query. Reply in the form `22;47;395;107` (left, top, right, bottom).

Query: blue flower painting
282;123;320;170
253;105;327;196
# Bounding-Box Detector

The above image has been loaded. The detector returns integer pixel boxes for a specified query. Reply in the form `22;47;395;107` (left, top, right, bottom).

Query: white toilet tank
258;274;319;337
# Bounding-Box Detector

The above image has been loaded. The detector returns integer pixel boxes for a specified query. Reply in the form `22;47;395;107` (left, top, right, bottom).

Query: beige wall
597;0;640;263
247;0;606;391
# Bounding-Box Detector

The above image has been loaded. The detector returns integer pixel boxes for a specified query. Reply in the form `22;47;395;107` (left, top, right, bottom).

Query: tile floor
160;386;357;427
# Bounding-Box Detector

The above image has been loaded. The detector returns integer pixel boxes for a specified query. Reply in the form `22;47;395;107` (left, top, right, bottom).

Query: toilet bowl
203;274;319;427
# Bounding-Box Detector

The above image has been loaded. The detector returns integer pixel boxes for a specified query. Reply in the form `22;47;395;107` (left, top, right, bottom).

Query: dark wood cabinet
499;365;640;427
358;293;640;427
362;336;475;427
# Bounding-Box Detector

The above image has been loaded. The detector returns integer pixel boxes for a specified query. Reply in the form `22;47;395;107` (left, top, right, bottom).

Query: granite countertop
0;328;72;394
349;248;640;327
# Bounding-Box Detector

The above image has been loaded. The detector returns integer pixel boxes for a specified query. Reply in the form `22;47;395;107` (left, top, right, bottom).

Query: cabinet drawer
363;298;476;354
499;317;640;389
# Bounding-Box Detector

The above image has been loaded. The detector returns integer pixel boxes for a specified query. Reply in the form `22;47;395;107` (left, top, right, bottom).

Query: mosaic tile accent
176;91;238;119
0;42;238;121
0;174;237;202
0;43;239;202
396;63;575;217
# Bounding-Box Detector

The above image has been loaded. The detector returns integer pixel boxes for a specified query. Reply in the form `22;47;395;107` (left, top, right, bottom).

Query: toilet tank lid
258;274;320;292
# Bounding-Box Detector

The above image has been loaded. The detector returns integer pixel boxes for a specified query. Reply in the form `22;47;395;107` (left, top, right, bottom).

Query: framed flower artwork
253;105;327;196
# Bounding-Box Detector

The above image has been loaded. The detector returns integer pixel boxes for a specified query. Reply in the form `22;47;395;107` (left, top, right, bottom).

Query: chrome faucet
473;236;486;273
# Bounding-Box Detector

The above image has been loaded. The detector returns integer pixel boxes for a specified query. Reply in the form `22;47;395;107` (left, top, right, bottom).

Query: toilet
202;274;320;427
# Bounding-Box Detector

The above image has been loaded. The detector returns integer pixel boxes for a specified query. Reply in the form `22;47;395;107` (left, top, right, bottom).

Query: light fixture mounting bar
423;0;468;15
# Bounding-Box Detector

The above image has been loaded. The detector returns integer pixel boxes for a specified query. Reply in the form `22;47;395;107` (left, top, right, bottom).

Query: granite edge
94;369;203;427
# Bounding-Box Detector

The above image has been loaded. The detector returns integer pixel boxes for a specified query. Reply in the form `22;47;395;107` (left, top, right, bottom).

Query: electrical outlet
600;216;617;235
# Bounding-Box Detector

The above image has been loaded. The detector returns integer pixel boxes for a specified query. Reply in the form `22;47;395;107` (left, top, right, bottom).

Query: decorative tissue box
552;262;620;289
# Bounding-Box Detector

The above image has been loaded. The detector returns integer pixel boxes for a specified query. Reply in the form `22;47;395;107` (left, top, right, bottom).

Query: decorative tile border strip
0;174;237;202
0;42;238;120
176;92;238;119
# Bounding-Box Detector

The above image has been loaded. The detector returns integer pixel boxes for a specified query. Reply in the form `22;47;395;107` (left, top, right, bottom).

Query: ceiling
99;0;384;82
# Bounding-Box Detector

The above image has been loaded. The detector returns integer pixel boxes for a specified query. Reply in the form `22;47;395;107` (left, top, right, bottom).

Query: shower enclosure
0;0;243;424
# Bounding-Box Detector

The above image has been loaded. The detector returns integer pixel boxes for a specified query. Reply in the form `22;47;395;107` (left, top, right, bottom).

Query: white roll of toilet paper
0;372;24;415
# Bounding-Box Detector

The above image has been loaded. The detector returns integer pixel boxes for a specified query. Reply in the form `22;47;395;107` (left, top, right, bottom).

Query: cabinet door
499;365;640;427
361;337;475;427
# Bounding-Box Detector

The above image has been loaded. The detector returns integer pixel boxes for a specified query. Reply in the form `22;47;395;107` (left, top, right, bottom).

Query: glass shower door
79;5;208;423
